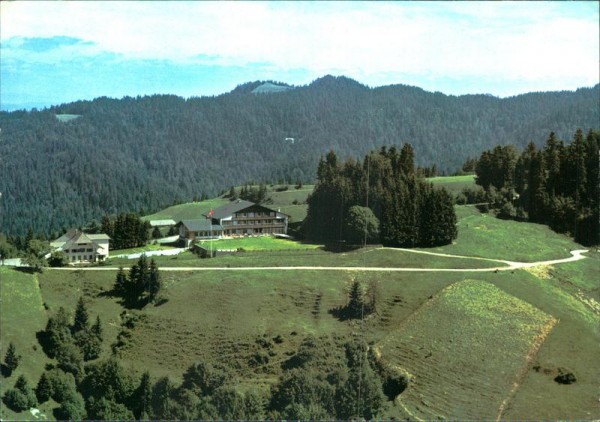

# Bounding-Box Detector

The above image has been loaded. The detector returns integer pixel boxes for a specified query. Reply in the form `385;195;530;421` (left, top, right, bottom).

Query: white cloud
1;1;598;95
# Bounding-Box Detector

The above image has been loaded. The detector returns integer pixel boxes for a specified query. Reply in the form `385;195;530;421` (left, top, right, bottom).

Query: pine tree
114;267;127;296
72;297;89;334
35;372;53;403
133;371;152;420
14;375;37;408
4;342;20;375
91;315;103;341
148;259;161;302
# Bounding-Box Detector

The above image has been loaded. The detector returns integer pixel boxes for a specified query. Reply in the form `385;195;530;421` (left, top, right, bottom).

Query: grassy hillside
377;279;556;420
428;174;476;196
1;203;598;419
425;205;582;261
0;269;52;420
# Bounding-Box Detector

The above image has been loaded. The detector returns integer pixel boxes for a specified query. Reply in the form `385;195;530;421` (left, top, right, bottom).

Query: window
86;248;92;252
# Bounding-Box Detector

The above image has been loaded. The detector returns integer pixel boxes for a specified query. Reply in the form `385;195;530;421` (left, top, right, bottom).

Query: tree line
303;145;457;247
474;129;599;245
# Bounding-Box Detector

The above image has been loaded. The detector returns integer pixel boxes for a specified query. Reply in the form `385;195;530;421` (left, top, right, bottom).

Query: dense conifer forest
0;75;598;236
304;145;457;246
474;129;600;245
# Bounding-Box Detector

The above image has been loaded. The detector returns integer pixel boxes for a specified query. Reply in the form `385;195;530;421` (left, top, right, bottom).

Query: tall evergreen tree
4;342;20;376
133;371;153;420
148;259;161;302
72;297;89;334
35;372;53;403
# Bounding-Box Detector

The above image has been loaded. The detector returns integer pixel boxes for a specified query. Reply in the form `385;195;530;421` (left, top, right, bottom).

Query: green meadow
1;181;598;419
425;205;582;262
0;269;52;420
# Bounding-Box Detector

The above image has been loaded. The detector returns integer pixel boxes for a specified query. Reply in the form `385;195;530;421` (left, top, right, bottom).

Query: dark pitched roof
210;200;256;220
210;200;290;220
180;220;223;231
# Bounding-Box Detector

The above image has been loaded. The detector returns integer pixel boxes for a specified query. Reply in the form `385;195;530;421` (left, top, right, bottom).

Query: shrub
54;391;86;421
48;251;69;267
46;369;77;403
3;375;37;412
3;388;30;412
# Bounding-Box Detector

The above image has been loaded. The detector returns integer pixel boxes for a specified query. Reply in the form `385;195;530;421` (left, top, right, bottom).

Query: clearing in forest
377;279;556;420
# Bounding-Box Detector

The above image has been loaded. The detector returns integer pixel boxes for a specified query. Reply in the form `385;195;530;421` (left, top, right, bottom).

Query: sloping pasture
0;268;51;419
377;279;556;420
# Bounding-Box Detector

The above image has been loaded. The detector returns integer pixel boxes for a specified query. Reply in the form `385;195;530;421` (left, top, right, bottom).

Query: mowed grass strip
0;268;51;418
378;279;556;420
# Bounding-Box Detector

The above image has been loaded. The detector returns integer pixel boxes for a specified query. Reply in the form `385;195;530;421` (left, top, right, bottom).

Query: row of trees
101;213;150;250
475;129;599;245
304;146;457;247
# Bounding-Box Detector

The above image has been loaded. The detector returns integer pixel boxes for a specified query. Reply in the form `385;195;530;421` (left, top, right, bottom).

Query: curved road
50;249;589;272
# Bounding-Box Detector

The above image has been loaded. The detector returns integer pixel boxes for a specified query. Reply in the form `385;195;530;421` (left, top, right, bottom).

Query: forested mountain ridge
0;75;598;236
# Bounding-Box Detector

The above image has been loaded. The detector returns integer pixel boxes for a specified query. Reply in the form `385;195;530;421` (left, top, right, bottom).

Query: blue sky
1;1;598;110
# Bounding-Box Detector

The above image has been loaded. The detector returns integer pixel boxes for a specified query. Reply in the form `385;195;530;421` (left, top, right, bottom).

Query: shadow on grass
13;266;41;275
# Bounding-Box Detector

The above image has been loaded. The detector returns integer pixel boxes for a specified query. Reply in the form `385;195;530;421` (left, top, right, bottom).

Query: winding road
50;248;589;272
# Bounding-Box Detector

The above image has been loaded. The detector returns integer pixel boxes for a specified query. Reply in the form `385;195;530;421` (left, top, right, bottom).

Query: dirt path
49;249;589;272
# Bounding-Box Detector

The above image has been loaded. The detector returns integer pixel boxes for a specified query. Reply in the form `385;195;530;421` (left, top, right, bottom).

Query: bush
46;369;77;403
3;389;30;412
48;251;69;267
86;397;135;420
3;375;37;412
54;391;86;421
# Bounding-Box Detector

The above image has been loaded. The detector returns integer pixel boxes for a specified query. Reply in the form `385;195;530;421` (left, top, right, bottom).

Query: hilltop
0;75;598;236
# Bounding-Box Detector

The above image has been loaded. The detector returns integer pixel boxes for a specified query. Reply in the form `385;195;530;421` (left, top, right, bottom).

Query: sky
1;1;598;110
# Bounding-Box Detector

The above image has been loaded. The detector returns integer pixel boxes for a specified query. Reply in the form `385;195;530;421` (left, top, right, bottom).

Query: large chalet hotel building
178;200;288;243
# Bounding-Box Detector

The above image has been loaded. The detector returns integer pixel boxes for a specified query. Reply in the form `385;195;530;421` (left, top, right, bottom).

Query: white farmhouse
50;229;110;263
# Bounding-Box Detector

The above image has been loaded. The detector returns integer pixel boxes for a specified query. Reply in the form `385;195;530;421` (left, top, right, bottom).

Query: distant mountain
0;75;598;236
251;82;293;94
